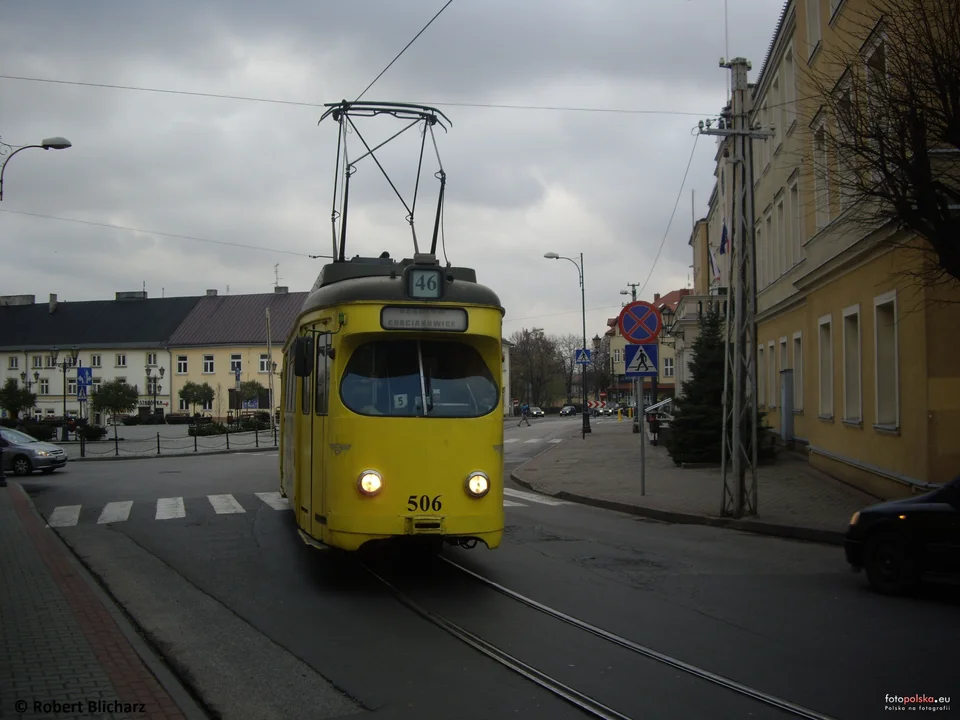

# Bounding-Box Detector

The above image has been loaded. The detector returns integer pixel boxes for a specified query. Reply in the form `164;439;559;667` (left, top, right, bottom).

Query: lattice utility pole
696;57;773;518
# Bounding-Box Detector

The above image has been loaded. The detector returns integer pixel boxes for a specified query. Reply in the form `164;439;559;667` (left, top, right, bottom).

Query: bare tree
552;333;581;403
508;328;562;407
802;0;960;291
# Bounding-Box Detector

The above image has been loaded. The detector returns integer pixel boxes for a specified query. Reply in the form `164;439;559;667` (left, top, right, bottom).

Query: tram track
363;552;841;720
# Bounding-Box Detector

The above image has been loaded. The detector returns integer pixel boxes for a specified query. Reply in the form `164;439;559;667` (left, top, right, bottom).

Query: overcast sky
1;0;783;342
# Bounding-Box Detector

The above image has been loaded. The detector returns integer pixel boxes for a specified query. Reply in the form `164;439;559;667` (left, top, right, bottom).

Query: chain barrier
62;427;278;459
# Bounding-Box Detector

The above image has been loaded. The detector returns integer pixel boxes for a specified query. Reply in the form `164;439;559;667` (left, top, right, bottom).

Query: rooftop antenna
226;284;230;295
274;264;282;289
142;280;146;294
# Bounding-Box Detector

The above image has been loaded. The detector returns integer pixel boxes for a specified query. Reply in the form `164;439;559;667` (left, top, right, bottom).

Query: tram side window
300;346;312;415
340;340;421;417
283;352;296;413
315;333;330;415
421;341;498;418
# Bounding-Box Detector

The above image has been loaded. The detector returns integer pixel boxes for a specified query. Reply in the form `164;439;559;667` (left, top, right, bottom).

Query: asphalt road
18;415;959;720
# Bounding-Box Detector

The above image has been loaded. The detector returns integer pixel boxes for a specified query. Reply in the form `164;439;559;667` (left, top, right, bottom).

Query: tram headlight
357;470;383;496
465;471;489;498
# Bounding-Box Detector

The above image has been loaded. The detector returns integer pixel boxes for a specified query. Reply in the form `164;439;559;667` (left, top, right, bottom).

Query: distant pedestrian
649;414;661;446
517;403;531;427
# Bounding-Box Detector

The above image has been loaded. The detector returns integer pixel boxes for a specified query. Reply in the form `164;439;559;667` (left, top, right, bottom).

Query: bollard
157;432;161;455
80;434;86;458
226;431;230;450
273;426;278;447
114;432;119;456
255;429;259;448
194;430;198;453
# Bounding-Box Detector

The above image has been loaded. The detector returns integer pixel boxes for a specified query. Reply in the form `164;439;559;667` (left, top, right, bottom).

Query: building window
259;354;271;373
613;348;621;364
865;38;887;127
90;354;101;368
147;352;157;366
771;74;782;149
762;104;771;168
806;0;821;60
179;398;189;411
39;379;50;395
842;305;862;423
793;333;804;412
92;378;101;393
177;356;188;374
66;355;78;368
230;354;242;373
874;291;899;428
8;356;18;370
203;355;214;374
789;173;802;263
768;341;777;409
765;210;774;283
202;397;213;411
780;337;789;401
115;354;127;368
146;376;159;395
45;355;54;368
756;222;764;289
663;357;674;378
68;379;77;395
32;355;42;369
758;346;766;407
818;314;834;418
813;118;831;231
777;195;788;276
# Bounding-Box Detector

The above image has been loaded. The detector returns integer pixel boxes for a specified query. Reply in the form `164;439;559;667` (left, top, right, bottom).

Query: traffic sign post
617;302;663;498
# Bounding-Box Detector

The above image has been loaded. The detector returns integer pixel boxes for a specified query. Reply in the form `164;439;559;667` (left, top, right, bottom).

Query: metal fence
74;427;279;459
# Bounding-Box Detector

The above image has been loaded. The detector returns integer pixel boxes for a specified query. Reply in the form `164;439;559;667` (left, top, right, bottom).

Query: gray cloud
1;0;784;340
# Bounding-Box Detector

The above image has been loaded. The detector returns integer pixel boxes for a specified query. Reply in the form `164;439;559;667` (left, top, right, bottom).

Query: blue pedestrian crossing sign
77;385;88;402
624;343;658;377
575;348;592;365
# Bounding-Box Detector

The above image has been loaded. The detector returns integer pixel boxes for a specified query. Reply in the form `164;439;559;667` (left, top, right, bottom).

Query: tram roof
301;254;503;313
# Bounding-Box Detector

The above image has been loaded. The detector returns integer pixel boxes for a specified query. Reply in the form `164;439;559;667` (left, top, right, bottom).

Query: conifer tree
666;305;725;465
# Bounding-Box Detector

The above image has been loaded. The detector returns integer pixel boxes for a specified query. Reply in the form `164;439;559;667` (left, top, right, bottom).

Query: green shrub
188;422;227;437
78;425;108;441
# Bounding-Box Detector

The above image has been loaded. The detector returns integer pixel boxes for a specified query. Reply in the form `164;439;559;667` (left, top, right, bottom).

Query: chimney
116;291;147;300
206;289;218;297
653;293;661;303
49;293;58;314
273;286;288;294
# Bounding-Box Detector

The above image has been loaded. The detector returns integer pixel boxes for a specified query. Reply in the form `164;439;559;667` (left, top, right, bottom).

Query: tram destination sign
381;306;468;332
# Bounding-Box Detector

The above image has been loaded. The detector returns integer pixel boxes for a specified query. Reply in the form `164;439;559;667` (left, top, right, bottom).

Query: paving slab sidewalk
0;482;206;719
510;419;879;545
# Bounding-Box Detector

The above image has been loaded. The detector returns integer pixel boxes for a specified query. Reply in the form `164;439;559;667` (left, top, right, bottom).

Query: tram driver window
315;334;330;415
340;340;498;418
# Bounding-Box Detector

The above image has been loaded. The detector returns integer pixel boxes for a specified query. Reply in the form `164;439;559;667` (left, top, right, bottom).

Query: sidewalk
511;419;879;545
0;482;206;719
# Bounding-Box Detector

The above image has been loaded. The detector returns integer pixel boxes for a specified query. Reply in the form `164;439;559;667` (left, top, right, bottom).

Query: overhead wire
0;75;714;118
0;208;331;259
354;0;455;102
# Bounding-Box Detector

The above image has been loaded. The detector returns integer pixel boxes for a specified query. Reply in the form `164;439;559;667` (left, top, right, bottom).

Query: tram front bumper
323;510;504;546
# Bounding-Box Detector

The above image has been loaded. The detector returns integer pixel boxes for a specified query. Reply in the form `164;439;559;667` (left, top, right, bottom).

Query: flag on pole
708;246;722;282
719;220;729;255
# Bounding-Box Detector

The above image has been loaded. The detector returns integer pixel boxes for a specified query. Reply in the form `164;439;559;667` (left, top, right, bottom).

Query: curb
10;483;210;719
509;470;845;547
70;446;278;462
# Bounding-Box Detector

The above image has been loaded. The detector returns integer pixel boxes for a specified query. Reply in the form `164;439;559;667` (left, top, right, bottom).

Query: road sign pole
639;387;646;496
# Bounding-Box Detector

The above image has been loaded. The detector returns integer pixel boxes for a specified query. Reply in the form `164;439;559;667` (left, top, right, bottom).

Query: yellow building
166;288;309;419
707;0;960;496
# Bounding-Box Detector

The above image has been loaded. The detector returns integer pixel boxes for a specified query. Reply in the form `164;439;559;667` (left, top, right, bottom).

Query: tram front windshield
340;340;499;418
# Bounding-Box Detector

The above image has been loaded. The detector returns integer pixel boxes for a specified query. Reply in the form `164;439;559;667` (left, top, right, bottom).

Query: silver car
0;426;68;476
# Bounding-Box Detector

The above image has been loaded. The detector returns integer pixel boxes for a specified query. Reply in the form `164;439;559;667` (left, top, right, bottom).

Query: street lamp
20;370;40;391
50;346;79;441
544;251;591;438
592;334;601;401
0;137;72;201
659;306;680;346
145;365;166;413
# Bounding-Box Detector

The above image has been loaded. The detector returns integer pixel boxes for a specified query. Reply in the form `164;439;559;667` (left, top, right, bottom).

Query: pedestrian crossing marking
156;497;186;520
255;492;291;510
503;487;570;506
41;489;570;527
208;494;246;514
48;505;81;528
504;439;520;444
523;439;540;444
97;501;133;525
548;439;563;444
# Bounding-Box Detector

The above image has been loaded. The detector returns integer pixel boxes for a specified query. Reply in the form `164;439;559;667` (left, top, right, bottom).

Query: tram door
312;333;330;535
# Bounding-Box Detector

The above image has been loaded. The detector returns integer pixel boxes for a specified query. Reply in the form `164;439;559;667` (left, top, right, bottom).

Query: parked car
560;405;577;416
529;406;544;418
844;473;960;594
0;426;68;476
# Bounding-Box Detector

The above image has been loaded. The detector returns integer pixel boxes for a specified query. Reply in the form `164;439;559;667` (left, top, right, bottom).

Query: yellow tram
278;253;506;552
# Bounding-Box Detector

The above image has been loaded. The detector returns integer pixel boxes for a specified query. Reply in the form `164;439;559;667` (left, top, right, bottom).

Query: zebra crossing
504;438;563;445
43;488;567;528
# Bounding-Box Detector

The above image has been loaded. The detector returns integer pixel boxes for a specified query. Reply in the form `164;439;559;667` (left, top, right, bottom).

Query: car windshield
531;407;542;412
0;427;38;444
340;339;499;418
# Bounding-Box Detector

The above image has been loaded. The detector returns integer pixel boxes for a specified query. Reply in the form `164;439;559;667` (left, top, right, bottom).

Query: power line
503;304;625;324
0;208;332;259
355;0;455;102
637;133;700;298
0;74;712;117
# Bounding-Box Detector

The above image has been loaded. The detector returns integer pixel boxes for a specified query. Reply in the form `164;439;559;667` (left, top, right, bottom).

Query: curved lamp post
50;346;80;440
544;251;591;438
0;137;72;201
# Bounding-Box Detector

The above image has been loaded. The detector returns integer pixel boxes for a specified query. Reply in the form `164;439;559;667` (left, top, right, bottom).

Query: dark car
844;474;960;594
529;406;544;418
560;405;577;416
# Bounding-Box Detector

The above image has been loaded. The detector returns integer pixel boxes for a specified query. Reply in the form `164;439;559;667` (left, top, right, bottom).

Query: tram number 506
408;495;442;512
